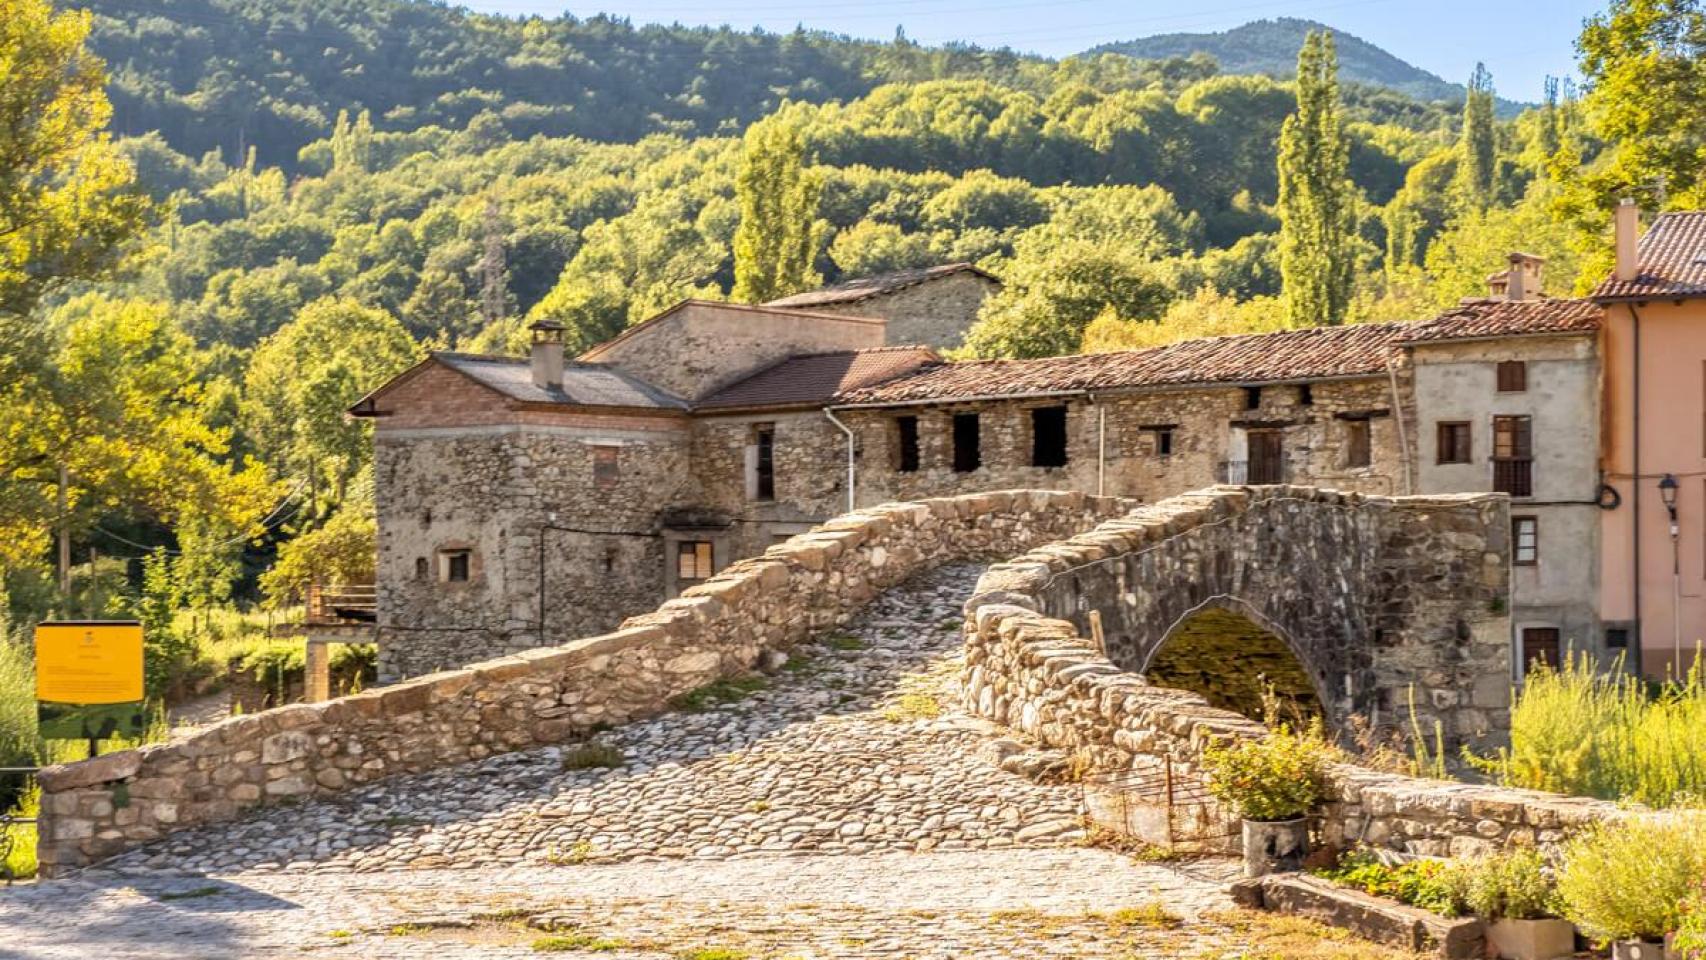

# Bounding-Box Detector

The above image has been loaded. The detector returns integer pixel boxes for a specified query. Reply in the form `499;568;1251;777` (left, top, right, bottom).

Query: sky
460;0;1605;102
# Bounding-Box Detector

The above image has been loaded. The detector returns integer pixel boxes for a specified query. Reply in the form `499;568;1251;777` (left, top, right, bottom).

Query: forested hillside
1092;18;1465;104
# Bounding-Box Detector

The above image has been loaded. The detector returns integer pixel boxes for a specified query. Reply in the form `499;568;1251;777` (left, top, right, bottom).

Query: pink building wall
1599;300;1706;679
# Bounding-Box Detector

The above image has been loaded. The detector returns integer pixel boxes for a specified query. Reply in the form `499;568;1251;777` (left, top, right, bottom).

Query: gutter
822;408;857;514
1383;352;1414;495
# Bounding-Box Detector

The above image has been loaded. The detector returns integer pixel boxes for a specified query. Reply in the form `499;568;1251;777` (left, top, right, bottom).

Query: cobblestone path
0;567;1414;959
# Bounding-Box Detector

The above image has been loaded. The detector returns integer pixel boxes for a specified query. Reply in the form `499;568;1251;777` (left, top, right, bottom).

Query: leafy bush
1311;849;1469;917
1479;653;1706;808
1202;720;1337;821
1675;879;1706;959
1556;811;1706;943
1458;848;1561;921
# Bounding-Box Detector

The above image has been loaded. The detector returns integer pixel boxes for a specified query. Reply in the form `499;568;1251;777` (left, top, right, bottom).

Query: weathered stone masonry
961;486;1617;858
35;490;1131;876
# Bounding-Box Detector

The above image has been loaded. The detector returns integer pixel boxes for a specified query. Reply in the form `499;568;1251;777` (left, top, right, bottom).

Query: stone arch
1139;596;1327;723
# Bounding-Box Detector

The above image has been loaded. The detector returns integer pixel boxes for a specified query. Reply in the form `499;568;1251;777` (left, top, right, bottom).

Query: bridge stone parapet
35;489;1132;877
962;485;1620;857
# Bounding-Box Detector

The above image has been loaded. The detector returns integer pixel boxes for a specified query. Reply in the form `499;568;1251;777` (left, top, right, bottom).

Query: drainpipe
1630;304;1643;672
1384;352;1414;495
1089;391;1106;497
823;408;856;514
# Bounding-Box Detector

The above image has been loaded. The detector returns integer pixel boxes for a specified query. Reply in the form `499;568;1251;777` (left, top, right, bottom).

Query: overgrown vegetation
669;675;768;712
1202;718;1338;822
1473;654;1706;808
1310;849;1468;916
1555;811;1706;944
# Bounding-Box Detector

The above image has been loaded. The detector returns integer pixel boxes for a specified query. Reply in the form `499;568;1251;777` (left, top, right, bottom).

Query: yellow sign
34;621;144;705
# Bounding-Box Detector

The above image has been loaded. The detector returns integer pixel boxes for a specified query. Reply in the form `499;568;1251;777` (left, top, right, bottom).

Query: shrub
1458;848;1560;921
1202;720;1337;821
1311;849;1469;917
1675;879;1706;959
1481;653;1706;808
1556;811;1706;943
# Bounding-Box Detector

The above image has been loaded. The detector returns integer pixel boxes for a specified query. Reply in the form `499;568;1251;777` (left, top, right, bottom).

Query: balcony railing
1218;460;1287;485
1493;458;1533;498
306;582;377;625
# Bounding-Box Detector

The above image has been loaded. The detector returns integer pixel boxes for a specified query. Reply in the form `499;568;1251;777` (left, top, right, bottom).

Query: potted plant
1556;813;1706;960
1202;720;1335;877
1459;848;1574;960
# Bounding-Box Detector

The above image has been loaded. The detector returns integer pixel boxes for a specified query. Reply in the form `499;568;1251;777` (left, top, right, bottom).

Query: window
414;557;429;580
1243;386;1262;410
676;541;713;581
1030;406;1068;467
894;416;919;473
952;413;981;473
441;549;471;583
1493;415;1534;497
1298;384;1314;406
1345;418;1371;468
1605;627;1630;650
1512;516;1538;565
592;445;620;489
752;424;775;501
1143;425;1175;457
1520;627;1561;676
1437;421;1472;464
1496;361;1527;392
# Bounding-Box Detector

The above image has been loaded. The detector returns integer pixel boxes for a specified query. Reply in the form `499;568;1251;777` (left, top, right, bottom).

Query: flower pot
1241;816;1309;878
1486;918;1576;960
1609;939;1671;960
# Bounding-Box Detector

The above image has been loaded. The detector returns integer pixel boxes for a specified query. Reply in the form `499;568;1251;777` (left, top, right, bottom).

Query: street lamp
1659;473;1681;673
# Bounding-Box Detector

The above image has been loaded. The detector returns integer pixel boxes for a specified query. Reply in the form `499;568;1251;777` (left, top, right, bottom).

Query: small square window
1030;406;1068;468
894;416;919;473
592;445;620;488
441;549;471;582
1512;516;1538;565
677;541;714;581
1244;386;1262;410
1141;425;1176;457
952;413;981;473
1298;384;1314;406
1437;422;1472;464
1496;361;1527;392
1345;419;1371;468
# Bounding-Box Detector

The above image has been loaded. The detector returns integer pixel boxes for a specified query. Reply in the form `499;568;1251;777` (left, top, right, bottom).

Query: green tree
243;298;419;506
962;237;1175;358
1277;31;1356;327
1456;63;1497;210
732;111;825;303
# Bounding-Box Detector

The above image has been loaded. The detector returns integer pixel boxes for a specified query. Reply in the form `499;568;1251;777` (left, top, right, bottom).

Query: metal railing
0;766;38;885
1217;460;1287;485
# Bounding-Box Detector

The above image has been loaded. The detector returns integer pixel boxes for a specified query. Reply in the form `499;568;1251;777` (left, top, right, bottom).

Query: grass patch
1104;902;1183;931
387;924;425;937
670;675;768;712
560;741;625;770
880;693;942;723
745;799;772;813
546;839;596;865
158;885;223;901
825;634;866;651
327;930;354;939
675;949;750;960
533;933;625;952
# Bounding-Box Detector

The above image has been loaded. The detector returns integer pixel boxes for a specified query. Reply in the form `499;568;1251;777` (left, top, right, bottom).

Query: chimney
1614;198;1640;282
1504;252;1545;301
529;319;565;389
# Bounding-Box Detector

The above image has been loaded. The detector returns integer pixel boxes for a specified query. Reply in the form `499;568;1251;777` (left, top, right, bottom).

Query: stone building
764;262;1000;350
356;260;1609;686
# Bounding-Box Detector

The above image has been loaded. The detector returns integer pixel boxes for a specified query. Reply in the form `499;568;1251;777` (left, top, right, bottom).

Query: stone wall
797;271;998;350
35;490;1133;877
970;485;1512;749
961;488;1618;858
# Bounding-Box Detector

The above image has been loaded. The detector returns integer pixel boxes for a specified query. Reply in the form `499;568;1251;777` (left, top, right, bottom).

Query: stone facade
35;490;1132;876
960;490;1618;861
783;269;999;350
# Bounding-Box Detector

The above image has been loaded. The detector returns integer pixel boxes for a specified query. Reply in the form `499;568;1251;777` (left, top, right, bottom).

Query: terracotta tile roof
1593;211;1706;300
1397;297;1601;342
696;347;941;411
436;353;688;409
763;263;999;308
579;299;883;361
834;323;1414;405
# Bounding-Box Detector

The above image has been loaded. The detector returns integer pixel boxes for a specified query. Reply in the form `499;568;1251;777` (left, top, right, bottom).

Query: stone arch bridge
36;485;1510;875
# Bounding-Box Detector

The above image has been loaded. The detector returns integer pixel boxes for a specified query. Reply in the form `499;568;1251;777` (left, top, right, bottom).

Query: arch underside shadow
1139;601;1326;723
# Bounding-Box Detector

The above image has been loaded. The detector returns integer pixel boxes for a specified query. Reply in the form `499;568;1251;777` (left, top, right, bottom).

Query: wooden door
1248;431;1284;484
1520;627;1561;675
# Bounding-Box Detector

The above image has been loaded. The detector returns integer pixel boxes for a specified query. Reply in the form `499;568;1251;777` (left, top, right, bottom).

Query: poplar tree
732;112;824;303
1277;31;1355;327
1457;63;1497;209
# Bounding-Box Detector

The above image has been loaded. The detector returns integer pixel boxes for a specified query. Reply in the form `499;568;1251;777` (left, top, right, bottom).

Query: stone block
37;750;141;792
261;731;314;765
